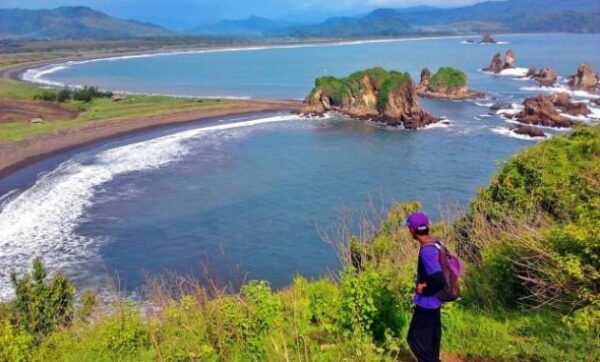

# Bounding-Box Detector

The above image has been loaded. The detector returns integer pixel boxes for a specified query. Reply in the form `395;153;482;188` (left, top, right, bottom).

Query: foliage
429;67;467;89
1;129;599;360
310;67;412;110
10;258;75;338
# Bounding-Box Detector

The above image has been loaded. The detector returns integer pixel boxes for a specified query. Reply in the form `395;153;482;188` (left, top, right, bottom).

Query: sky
0;0;482;30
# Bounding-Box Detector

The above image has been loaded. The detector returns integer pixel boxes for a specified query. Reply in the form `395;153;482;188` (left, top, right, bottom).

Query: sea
1;33;599;300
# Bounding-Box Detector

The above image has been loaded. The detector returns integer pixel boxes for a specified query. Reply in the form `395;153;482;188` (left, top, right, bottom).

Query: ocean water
2;33;599;300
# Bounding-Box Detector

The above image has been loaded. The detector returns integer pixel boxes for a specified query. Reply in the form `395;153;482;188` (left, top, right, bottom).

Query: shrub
429;67;467;89
10;258;75;338
33;89;57;102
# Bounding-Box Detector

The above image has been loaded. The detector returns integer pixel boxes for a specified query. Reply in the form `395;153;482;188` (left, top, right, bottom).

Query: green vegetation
1;129;598;361
310;67;412;111
429;67;467;90
0;79;235;142
34;86;113;103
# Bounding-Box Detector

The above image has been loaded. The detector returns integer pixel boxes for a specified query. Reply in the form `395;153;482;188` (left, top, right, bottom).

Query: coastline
0;32;533;179
0;100;300;178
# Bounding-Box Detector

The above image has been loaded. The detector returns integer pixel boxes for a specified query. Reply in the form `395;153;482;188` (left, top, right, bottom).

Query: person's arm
418;246;446;296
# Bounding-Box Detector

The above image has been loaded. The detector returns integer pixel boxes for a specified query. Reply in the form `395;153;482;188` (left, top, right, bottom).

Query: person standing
405;212;446;362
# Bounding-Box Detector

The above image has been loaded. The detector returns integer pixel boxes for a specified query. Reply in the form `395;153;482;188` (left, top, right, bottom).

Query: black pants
407;306;441;362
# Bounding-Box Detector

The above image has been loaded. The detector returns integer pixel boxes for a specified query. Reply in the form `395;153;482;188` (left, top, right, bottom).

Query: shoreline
0;100;301;178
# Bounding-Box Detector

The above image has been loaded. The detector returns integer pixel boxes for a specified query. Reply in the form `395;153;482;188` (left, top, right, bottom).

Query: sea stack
551;92;590;116
480;33;497;44
417;67;483;100
532;67;559;86
301;67;439;129
484;50;516;73
514;95;574;128
510;124;545;138
569;63;599;90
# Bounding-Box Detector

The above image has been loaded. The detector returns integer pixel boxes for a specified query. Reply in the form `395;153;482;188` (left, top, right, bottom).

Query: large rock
480;34;496;44
569;63;599;90
515;95;574;128
417;67;483;100
504;50;515;69
484;53;504;73
551;92;590;116
484;50;515;74
302;67;439;129
532;68;558;86
510;124;545;138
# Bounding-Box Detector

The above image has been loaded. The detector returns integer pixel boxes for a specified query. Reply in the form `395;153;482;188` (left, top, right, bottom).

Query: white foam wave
423;119;452;129
520;85;600;100
0;114;298;301
479;114;492;118
475;101;494;107
491;127;546;141
496;103;524;116
499;67;529;77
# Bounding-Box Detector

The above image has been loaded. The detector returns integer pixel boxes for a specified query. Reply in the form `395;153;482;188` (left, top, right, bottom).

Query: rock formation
514;95;574;128
484;50;516;73
510;124;545;138
532;67;558;86
301;67;439;129
569;63;599;90
504;50;515;69
417;67;483;100
480;34;496;44
550;92;590;116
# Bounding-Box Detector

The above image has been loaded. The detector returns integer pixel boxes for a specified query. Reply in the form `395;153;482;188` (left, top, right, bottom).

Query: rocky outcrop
510;124;545;138
301;67;439;129
484;50;515;73
504;50;515;69
550;92;590;116
417;67;483;100
514;95;574;128
569;63;599;90
480;34;496;44
532;67;558;86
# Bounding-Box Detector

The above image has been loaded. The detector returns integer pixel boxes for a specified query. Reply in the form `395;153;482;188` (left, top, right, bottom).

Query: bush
10;258;75;338
33;89;57;102
429;67;467;89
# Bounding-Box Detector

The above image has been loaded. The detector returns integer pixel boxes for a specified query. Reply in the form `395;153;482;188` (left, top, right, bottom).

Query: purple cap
406;212;430;231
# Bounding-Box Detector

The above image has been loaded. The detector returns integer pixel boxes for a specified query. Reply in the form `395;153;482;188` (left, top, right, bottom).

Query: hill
192;0;600;38
0;6;174;40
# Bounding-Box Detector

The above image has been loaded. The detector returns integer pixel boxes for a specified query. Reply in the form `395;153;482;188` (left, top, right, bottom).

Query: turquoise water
1;33;599;299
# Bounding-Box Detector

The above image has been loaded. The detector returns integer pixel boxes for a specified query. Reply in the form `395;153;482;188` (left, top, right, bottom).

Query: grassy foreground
1;128;599;361
0;79;235;141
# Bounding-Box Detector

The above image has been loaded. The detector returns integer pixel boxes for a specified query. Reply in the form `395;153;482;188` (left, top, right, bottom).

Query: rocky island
527;67;558;86
484;50;515;73
300;67;438;129
417;67;483;100
479;33;497;44
512;93;592;128
569;63;599;91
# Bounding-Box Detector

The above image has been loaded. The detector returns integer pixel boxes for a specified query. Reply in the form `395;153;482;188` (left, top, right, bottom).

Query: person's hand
416;283;426;295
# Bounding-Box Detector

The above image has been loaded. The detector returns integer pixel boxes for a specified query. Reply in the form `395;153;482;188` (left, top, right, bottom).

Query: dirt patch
0;98;79;123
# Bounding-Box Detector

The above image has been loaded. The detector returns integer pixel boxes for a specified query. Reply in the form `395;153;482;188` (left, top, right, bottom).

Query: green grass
0;79;236;141
310;67;412;110
429;67;467;89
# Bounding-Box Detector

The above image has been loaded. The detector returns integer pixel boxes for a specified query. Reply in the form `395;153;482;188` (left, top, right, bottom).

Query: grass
0;79;237;141
310;67;412;110
429;67;467;90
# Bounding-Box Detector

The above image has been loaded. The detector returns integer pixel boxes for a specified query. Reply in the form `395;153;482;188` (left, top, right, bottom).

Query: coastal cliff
417;67;483;100
301;67;438;129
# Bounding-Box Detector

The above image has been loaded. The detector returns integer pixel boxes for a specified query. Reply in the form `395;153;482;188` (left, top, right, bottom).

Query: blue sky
1;0;482;29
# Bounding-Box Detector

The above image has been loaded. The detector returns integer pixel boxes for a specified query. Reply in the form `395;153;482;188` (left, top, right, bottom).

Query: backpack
424;240;463;302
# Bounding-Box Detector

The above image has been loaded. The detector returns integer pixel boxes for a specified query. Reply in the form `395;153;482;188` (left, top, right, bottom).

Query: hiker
405;211;445;362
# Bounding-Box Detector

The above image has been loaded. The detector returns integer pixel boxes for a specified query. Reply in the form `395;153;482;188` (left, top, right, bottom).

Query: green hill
1;127;598;361
0;6;174;40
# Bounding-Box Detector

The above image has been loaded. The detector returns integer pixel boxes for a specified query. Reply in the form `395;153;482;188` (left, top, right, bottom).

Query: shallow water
2;33;599;300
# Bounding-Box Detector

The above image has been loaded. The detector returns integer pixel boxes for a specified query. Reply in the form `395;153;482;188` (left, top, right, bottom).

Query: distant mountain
190;16;298;37
0;6;174;40
191;0;600;38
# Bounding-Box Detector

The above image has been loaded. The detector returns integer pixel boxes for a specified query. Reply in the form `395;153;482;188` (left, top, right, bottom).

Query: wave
520;84;600;100
0;114;300;301
475;101;494;107
491;127;547;141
